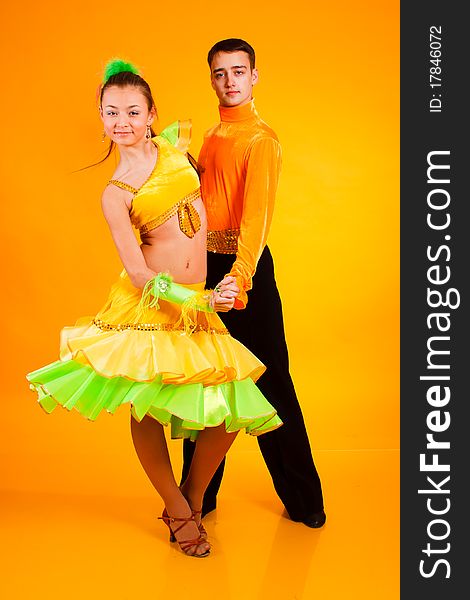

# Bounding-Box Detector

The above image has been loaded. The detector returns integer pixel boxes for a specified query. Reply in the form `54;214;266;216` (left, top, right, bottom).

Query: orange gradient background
0;0;399;597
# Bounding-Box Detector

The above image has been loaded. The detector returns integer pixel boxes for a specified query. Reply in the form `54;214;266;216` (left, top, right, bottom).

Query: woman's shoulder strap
107;179;139;194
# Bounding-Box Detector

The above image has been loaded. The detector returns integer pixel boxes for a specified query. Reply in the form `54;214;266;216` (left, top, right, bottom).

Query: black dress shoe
302;510;326;528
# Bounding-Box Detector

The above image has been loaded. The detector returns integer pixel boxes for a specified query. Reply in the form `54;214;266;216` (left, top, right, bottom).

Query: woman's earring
146;125;151;139
102;130;106;143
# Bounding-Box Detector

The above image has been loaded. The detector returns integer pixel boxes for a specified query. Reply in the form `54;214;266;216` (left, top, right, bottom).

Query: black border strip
401;2;468;597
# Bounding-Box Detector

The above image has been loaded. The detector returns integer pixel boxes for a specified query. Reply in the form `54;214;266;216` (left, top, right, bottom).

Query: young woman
26;59;282;558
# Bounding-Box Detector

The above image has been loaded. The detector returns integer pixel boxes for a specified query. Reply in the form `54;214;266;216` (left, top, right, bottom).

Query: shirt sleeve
226;136;282;309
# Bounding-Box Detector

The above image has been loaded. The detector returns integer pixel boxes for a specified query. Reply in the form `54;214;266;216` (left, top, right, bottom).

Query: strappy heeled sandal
178;489;207;540
159;509;210;558
161;508;208;542
191;508;208;540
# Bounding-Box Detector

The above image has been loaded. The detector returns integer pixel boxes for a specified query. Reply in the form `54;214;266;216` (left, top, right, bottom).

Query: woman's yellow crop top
108;125;201;238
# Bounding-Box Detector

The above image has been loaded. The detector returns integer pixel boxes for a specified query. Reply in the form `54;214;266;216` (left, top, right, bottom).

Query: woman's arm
101;186;156;289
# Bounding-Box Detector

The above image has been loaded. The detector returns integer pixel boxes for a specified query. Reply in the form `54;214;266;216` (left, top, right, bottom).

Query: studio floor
0;447;399;600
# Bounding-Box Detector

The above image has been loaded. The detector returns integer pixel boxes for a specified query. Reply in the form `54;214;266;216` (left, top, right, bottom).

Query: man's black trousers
181;246;324;520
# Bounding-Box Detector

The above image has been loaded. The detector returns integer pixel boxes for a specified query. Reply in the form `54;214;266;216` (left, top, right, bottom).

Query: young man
182;38;326;528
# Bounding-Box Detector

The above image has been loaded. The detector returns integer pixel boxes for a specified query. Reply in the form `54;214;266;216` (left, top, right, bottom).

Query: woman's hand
210;276;240;312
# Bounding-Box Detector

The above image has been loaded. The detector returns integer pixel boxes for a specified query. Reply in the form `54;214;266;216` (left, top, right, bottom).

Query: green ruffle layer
27;360;282;441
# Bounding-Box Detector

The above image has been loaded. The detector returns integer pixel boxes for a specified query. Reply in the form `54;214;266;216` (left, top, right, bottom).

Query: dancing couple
27;38;325;559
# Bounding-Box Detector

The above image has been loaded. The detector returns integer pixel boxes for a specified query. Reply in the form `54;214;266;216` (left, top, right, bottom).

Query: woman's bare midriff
140;198;208;285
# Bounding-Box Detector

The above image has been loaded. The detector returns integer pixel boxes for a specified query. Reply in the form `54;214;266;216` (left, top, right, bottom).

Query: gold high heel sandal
159;509;210;558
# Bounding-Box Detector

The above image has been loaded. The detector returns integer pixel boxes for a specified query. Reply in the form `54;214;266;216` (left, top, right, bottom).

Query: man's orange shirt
199;100;282;308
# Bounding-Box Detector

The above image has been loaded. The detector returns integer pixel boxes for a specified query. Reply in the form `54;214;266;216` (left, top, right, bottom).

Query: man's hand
210;276;240;312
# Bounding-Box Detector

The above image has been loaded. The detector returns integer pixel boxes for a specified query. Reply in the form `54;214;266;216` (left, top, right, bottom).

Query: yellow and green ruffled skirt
27;272;282;440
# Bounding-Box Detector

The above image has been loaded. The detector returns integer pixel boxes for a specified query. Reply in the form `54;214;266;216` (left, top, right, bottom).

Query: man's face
210;51;258;108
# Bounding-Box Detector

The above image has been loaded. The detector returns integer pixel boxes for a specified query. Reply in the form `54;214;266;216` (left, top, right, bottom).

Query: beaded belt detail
207;228;240;254
92;318;229;335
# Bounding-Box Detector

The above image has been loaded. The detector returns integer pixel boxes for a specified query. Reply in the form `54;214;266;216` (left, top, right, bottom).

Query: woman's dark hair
186;152;203;180
207;38;256;69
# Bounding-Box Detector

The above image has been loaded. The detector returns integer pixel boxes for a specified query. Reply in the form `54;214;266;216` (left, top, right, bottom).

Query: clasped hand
210;276;239;312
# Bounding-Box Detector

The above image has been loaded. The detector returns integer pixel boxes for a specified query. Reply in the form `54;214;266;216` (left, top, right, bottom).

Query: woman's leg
180;424;238;523
130;415;210;555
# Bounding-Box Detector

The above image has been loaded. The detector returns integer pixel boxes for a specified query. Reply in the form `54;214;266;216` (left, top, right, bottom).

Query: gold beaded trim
207;229;240;254
107;180;140;195
92;317;229;335
140;188;202;237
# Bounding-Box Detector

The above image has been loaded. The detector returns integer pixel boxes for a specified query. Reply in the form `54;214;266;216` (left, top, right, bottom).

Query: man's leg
244;248;324;520
183;247;324;521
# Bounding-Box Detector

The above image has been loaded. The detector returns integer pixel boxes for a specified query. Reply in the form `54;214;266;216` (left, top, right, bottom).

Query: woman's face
100;85;155;146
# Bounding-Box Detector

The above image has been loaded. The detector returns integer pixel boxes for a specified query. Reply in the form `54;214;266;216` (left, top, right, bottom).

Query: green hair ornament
103;58;140;84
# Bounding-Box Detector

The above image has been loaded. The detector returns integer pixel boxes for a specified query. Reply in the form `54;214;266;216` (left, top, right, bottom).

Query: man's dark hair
207;38;256;70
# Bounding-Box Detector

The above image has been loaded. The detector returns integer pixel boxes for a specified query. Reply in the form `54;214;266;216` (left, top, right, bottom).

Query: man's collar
219;100;258;123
